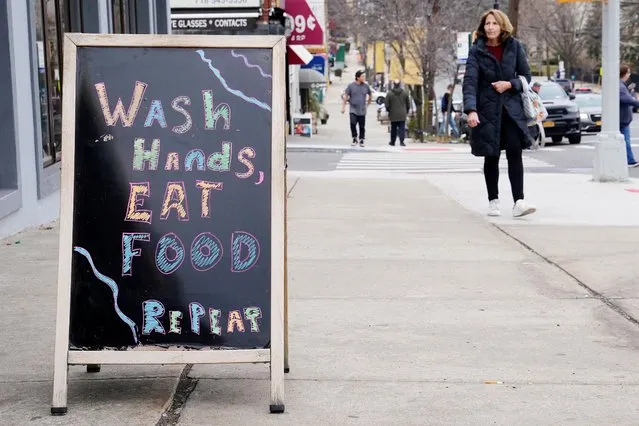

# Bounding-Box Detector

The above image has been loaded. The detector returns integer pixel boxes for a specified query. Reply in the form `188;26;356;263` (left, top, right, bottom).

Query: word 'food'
122;231;260;275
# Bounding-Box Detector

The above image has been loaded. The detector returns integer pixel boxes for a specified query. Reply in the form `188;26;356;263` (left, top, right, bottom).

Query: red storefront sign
285;0;324;46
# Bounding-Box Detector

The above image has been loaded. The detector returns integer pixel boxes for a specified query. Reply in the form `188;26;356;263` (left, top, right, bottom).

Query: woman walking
462;9;536;217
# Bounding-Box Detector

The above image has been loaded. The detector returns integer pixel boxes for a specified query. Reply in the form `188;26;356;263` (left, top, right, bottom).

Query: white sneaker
513;199;536;217
488;199;501;216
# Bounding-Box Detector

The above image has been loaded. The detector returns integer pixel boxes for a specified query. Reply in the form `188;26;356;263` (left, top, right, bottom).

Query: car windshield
574;95;601;108
538;84;569;100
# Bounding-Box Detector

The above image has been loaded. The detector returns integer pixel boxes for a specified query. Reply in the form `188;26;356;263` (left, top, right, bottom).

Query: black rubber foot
284;367;290;373
86;364;101;373
51;407;67;416
270;404;285;413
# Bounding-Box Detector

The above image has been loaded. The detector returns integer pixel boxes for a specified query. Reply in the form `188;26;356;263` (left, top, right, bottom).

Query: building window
34;0;69;168
112;0;136;34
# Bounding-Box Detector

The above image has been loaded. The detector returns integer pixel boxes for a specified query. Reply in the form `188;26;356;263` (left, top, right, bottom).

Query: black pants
484;112;524;202
350;113;366;140
390;121;406;145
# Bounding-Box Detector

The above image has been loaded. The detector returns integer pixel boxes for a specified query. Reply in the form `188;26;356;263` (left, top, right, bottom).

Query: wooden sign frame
51;33;287;415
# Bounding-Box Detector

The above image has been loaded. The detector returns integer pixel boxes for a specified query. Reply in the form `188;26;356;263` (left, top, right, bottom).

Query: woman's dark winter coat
462;36;532;157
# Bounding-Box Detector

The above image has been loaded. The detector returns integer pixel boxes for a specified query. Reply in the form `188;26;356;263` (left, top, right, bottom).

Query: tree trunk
508;0;520;37
410;85;424;142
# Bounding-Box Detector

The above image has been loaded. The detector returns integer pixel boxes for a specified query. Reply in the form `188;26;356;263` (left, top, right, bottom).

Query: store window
34;0;69;168
112;0;136;34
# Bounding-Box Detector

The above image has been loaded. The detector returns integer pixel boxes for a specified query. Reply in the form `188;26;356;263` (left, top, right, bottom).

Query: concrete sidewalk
2;174;638;424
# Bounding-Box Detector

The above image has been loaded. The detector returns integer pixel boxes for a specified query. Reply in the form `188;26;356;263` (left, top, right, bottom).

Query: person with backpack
462;8;536;218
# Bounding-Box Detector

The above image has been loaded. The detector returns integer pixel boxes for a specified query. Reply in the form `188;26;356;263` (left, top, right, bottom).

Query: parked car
573;93;602;133
537;81;582;144
552;78;574;94
371;89;387;105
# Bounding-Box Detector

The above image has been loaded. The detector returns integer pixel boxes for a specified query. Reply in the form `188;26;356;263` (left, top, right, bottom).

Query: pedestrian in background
462;9;536;218
384;79;411;146
620;64;639;167
341;70;372;147
438;84;460;139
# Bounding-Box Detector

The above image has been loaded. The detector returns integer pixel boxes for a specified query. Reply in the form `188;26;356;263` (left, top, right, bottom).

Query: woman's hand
491;81;512;93
467;111;480;128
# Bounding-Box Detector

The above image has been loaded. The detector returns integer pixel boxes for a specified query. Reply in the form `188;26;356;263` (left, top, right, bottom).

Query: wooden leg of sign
86;364;101;373
51;308;70;415
284;171;290;374
51;298;70;415
271;39;286;413
52;218;73;415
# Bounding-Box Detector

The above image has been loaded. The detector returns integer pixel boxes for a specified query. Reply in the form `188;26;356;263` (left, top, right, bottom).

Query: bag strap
519;75;529;92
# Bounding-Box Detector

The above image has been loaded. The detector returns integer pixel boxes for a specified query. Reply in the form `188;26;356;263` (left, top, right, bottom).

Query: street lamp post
593;0;628;182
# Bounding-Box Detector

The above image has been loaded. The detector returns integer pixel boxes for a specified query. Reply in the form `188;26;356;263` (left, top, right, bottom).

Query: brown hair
620;64;631;78
476;9;514;44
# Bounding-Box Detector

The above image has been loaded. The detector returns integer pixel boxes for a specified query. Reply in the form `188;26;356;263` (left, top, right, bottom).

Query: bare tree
326;0;353;39
621;0;639;68
518;0;591;75
508;0;520;36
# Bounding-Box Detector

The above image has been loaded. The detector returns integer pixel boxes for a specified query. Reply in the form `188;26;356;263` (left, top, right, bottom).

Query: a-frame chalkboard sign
52;33;286;414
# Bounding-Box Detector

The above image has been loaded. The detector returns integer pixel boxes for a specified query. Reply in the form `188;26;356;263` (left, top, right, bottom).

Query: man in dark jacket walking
620;65;639;167
384;80;411;146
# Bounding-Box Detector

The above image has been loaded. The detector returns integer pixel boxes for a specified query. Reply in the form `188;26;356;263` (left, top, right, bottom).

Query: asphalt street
287;117;639;177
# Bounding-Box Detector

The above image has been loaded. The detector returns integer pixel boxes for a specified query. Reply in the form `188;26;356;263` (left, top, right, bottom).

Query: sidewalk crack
492;224;639;329
156;364;198;426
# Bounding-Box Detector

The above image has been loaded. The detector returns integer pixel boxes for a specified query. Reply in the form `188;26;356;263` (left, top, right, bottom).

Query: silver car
574;93;602;133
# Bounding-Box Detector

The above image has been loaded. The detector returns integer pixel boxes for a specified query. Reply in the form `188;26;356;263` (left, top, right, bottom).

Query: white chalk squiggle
231;50;272;79
195;50;271;112
74;246;139;344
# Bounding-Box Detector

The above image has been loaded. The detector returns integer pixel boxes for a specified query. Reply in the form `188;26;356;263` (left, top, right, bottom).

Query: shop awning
298;68;326;88
287;45;312;65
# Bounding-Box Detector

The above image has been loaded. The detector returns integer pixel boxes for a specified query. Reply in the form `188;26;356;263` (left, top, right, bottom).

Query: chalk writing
196;49;272;111
141;302;263;336
155;233;186;275
231;50;272;79
74;246;139;344
95;81;146;127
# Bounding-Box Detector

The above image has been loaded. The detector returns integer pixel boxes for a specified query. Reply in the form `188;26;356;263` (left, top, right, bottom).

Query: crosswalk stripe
336;152;554;171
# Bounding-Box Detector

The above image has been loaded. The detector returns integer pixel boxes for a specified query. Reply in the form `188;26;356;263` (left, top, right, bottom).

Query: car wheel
568;134;581;144
551;136;563;143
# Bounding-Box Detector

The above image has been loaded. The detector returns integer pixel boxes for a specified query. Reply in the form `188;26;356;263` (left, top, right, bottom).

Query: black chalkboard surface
63;39;281;350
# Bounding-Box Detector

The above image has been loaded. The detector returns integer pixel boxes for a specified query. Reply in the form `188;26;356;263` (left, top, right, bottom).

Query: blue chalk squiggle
74;246;139;344
195;49;272;112
231;50;272;79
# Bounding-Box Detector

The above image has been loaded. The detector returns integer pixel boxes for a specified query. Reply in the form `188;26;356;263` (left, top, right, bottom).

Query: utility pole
593;0;628;182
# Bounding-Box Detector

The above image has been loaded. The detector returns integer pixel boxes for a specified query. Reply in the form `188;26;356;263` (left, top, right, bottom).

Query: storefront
0;1;170;238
